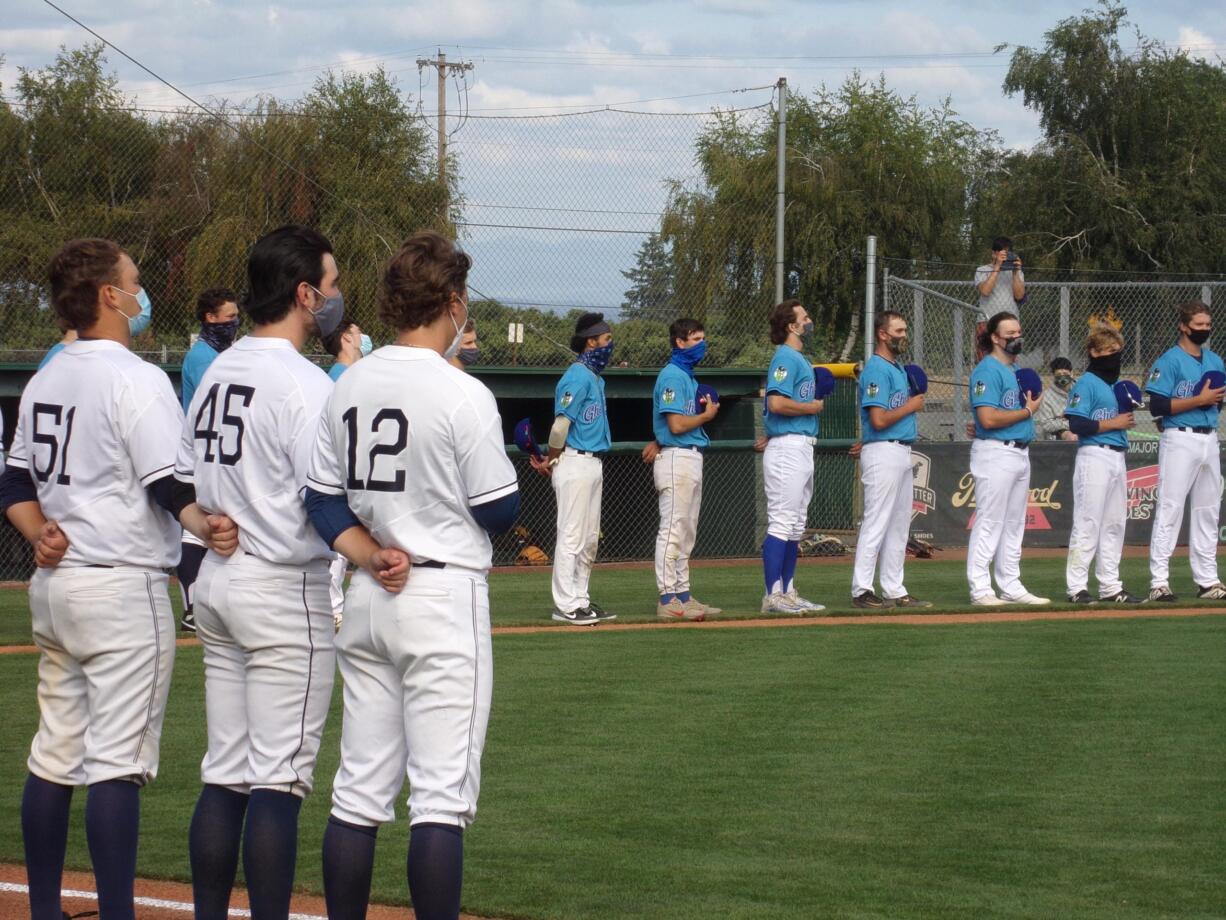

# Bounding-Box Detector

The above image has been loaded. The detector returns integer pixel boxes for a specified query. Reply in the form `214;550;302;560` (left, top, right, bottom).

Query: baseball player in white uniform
305;231;519;920
761;299;825;613
1144;301;1226;602
966;311;1049;606
0;238;236;920
176;225;341;920
851;311;931;609
530;312;618;625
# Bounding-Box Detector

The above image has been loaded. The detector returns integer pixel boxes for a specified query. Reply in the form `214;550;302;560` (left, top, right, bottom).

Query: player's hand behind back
205;514;240;556
369;548;410;593
33;520;69;568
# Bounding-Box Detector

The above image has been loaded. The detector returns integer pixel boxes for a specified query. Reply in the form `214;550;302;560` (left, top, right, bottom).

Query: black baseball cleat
852;590;889;609
587;602;617;622
551;607;598;626
1066;590;1096;605
1102;590;1145;604
180;609;197;633
1147;586;1177;603
889;594;931;608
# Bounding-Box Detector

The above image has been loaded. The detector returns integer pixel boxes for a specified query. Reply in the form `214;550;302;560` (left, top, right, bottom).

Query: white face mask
444;298;468;360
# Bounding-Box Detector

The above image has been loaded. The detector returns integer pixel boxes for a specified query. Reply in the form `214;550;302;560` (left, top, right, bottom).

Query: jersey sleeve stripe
6;454;28;469
173;466;195;483
468;480;518;504
305;474;346;495
138;464;175;487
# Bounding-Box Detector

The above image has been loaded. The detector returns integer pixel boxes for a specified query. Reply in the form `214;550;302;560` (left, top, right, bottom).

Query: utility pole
416;51;474;189
774;76;787;306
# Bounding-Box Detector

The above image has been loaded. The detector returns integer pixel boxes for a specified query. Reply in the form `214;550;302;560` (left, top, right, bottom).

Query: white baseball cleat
761;592;806;614
971;593;1008;607
784;589;825;612
1001;592;1051;606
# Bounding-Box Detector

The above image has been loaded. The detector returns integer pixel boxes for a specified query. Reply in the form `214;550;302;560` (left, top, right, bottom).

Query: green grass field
1;558;1225;918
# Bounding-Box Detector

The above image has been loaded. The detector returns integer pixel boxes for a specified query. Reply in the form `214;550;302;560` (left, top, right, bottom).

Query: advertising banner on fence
908;440;1226;547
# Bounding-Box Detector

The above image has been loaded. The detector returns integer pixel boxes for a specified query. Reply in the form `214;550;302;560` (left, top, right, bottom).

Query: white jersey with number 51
175;335;334;566
307;345;517;571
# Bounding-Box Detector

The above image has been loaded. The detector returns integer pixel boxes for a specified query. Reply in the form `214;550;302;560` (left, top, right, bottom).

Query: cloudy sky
3;1;1224;310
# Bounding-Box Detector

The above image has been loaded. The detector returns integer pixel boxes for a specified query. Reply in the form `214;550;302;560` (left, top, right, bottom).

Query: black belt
1172;426;1214;434
978;438;1030;449
883;439;914;445
86;563;173;574
570;450;605;457
1088;444;1127;453
415;559;446;569
665;445;704;453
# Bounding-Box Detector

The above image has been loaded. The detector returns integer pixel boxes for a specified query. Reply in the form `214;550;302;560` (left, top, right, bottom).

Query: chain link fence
881;262;1226;442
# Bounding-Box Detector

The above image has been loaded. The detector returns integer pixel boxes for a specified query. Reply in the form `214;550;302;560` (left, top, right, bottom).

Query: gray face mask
308;284;345;338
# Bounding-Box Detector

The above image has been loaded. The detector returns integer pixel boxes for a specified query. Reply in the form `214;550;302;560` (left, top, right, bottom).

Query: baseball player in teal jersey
966;311;1048;606
1063;324;1143;604
761;299;825;614
1143;301;1226;602
177;288;240;634
325;319;373;382
851;311;931;609
650;318;721;620
531;312;617;625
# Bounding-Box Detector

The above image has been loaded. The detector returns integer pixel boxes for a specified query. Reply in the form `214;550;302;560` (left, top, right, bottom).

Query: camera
1001;249;1019;268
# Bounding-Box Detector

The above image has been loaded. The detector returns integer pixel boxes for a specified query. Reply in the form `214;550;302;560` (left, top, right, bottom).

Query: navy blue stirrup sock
85;778;140;920
762;535;786;594
189;784;250;920
242;789;303;919
407;823;464;920
22;774;73;920
322;816;379;920
782;539;800;594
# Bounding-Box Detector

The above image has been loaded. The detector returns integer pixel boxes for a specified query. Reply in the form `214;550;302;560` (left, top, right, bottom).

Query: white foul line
0;881;328;920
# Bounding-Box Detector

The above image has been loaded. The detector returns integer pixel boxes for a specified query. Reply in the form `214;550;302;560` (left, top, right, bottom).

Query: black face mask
1187;328;1211;346
1001;336;1024;356
199;318;240;352
1088;352;1122;384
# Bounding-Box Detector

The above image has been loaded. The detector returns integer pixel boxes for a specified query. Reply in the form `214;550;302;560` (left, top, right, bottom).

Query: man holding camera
974;237;1027;362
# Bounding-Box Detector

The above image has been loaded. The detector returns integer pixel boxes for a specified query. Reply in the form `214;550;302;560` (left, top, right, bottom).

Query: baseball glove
516;545;550;566
906;537;939;558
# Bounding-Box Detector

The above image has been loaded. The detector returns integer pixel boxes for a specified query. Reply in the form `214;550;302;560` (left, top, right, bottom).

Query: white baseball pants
194;550;335;797
27;567;176;787
966;439;1031;599
1066;446;1127;597
852;441;913;598
654;447;704;596
551;450;603;612
329;554;347;618
1149;428;1222;589
763;434;816;541
330;566;492;829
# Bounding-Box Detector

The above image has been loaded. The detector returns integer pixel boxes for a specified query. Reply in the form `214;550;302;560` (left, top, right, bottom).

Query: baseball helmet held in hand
1196;370;1226;394
1015;367;1042;400
904;364;928;396
1112;380;1144;414
696;383;719;406
513;418;544;457
812;366;837;399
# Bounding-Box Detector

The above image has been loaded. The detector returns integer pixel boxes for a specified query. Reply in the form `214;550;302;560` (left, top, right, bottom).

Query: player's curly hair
1085;323;1124;354
569;312;609;353
1177;301;1210;328
379;231;471;330
47;238;124;331
195;287;238;323
769;299;804;345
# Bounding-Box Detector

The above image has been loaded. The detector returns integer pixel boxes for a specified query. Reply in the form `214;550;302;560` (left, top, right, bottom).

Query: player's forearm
976;406;1031;430
178;503;215;545
1011;274;1025;300
332;525;385;572
976;271;998;296
5;501;48;545
666;414;706;435
767;395;820;416
1166;395;1210;415
868;402;917;430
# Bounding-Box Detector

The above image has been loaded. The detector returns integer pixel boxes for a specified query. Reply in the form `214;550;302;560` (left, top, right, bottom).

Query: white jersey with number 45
8;339;182;568
175;336;334;565
307;345;517;571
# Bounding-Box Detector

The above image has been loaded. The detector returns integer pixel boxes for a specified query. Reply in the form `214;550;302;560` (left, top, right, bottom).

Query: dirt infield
0;863;494;920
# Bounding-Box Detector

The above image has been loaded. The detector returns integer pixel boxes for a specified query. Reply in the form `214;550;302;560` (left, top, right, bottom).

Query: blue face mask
359;333;373;357
580;341;614;374
112;285;152;336
671;339;707;373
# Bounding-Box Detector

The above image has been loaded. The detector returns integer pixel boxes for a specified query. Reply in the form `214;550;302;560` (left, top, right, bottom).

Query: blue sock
323;816;379;920
189;784;249;920
782;541;800;594
22;774;73;920
85;779;140;920
762;535;787;594
677;591;691;602
659;594;674;604
407;823;464;920
242;789;302;919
